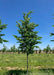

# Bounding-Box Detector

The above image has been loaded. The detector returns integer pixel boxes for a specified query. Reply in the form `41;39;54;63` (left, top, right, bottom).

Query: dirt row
0;66;54;70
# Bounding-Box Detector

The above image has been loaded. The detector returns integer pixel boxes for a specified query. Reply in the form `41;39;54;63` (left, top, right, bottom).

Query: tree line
0;44;54;54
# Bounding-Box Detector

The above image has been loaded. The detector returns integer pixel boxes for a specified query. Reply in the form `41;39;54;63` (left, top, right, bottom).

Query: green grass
0;53;54;75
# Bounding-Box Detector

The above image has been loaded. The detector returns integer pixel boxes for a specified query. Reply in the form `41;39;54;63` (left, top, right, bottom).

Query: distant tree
39;48;41;53
0;19;8;44
47;45;51;53
44;45;51;53
1;44;7;57
13;11;42;75
10;45;16;53
17;47;21;54
2;44;7;52
6;49;10;52
43;48;46;53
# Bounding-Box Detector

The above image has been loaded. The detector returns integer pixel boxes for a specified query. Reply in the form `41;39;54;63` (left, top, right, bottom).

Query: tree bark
27;53;28;75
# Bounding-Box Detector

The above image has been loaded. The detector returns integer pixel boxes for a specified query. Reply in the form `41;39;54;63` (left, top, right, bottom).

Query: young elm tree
13;11;42;75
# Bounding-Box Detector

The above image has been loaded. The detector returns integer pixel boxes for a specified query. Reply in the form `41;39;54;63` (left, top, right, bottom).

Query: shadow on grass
6;70;27;75
39;69;54;73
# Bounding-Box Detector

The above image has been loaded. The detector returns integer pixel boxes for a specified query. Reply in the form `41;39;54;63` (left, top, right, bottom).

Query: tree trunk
27;53;28;75
36;50;37;54
2;52;4;58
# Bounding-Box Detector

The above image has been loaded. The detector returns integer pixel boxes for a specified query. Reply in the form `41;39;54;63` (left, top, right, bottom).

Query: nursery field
0;53;54;75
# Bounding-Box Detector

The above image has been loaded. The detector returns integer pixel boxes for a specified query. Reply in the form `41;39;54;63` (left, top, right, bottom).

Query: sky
0;0;54;49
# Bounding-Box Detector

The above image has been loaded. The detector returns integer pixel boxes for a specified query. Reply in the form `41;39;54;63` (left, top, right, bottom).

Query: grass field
0;53;54;75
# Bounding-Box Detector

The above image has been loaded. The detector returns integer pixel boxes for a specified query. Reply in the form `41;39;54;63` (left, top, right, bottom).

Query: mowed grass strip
0;53;54;75
0;53;54;68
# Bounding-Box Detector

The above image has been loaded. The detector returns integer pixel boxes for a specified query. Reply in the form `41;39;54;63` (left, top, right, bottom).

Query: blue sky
0;0;54;49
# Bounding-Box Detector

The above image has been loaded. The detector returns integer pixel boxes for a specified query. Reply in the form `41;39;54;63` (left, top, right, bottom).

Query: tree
0;19;8;44
39;48;41;53
2;44;7;52
1;44;7;58
6;49;10;52
17;47;21;54
10;45;16;53
44;45;51;53
13;11;42;75
43;48;46;53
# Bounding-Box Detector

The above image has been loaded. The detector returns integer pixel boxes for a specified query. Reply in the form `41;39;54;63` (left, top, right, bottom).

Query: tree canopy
13;11;42;54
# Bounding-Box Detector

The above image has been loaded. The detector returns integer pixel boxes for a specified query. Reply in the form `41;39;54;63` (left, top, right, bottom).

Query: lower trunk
36;50;37;54
2;52;4;59
46;51;48;54
27;53;28;75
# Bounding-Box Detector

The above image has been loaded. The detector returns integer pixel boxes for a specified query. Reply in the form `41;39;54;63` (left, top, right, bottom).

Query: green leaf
37;36;42;40
0;24;7;30
13;35;18;39
0;20;1;25
3;40;8;42
52;25;54;27
50;33;54;36
51;40;54;41
35;46;39;48
0;34;5;36
26;11;33;18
